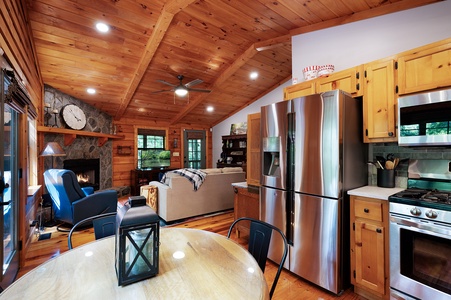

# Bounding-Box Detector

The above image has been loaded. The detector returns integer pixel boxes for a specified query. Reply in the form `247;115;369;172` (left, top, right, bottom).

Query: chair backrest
44;169;87;224
68;212;117;249
92;214;116;240
227;217;288;299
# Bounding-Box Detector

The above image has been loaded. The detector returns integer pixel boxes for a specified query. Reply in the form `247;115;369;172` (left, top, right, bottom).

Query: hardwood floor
17;209;366;300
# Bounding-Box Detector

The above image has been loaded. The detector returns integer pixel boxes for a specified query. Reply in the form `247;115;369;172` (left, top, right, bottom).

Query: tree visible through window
137;129;169;169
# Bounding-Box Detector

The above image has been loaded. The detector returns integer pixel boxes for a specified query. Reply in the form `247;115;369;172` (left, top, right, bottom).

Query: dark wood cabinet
217;134;247;171
130;169;174;196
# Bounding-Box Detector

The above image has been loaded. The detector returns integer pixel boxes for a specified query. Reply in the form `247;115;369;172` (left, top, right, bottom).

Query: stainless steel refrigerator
260;89;366;294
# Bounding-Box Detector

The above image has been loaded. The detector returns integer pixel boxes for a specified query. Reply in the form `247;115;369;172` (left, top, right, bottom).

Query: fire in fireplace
63;158;100;191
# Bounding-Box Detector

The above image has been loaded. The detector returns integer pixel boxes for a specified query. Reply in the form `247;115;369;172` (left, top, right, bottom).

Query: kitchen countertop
231;181;248;188
347;185;405;200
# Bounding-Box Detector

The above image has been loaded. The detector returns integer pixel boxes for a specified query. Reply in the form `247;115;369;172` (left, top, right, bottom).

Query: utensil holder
377;169;395;188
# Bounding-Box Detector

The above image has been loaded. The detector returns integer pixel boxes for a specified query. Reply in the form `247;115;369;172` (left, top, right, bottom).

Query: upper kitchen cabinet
397;38;451;95
284;80;316;100
284;65;363;100
246;113;261;187
316;65;363;97
363;58;397;143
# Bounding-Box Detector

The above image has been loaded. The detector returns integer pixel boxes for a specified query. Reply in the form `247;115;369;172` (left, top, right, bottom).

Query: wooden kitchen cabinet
350;195;389;300
316;65;363;96
363;59;397;143
233;184;260;237
283;65;363;100
246;112;261;187
283;80;316;100
397;38;451;95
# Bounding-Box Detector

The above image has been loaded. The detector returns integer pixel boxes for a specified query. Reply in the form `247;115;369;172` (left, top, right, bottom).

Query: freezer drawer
290;193;342;294
260;186;289;269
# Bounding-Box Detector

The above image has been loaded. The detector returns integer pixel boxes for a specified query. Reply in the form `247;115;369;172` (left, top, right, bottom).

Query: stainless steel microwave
398;88;451;146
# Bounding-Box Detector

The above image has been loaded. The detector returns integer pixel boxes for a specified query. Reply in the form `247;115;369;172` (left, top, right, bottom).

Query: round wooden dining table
1;227;269;300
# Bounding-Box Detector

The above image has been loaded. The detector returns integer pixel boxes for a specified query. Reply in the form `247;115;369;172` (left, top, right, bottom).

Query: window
28;118;38;186
137;129;167;169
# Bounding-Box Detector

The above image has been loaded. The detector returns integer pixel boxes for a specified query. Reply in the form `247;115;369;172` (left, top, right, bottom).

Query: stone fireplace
64;158;100;191
43;85;114;191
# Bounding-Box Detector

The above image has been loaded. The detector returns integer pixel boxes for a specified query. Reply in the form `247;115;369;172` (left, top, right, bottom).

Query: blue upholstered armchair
44;169;118;226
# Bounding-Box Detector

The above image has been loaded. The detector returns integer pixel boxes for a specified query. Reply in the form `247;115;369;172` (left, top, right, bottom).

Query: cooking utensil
387;153;395;161
393;157;400;168
376;155;386;164
376;160;384;169
385;160;394;170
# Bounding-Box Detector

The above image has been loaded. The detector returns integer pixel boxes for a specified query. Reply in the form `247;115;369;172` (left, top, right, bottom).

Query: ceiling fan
153;75;211;97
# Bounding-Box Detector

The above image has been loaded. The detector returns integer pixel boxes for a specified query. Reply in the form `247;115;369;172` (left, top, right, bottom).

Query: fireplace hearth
64;158;100;191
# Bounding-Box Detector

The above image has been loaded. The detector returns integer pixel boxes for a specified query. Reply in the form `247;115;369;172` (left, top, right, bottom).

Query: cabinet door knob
376;228;382;233
364;208;369;213
356;242;362;247
388;132;394;137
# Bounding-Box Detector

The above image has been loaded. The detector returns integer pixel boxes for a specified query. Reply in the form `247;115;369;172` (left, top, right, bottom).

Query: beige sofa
140;167;245;222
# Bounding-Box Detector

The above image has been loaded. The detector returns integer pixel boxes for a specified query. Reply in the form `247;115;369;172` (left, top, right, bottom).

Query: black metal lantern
115;196;159;286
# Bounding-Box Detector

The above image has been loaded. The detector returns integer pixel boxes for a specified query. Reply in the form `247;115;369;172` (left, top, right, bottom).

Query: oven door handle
390;215;451;237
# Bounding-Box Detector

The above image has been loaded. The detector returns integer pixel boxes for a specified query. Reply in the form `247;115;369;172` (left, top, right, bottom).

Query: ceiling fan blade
187;88;211;93
156;79;176;87
185;79;203;88
151;89;173;94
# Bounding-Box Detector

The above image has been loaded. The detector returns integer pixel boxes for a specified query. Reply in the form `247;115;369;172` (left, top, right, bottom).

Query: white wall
211;80;291;165
212;0;451;166
292;0;451;80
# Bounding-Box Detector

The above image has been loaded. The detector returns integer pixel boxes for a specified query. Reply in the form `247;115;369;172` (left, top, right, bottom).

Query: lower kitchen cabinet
350;195;389;300
233;184;259;237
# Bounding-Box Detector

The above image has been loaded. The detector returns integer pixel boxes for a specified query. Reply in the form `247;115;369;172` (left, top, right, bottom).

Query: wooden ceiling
25;0;441;126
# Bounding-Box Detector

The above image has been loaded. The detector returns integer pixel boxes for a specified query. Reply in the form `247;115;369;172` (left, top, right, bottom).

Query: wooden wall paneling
0;0;42;104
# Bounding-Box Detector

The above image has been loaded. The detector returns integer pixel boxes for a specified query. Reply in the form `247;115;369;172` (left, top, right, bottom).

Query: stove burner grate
421;192;451;204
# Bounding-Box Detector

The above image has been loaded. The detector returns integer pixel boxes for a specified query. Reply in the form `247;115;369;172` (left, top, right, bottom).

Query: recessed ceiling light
87;88;96;94
206;106;214;112
250;71;258;80
95;22;110;33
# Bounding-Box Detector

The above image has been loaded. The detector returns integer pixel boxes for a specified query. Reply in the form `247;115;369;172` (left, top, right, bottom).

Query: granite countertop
231;182;248;188
348;185;405;201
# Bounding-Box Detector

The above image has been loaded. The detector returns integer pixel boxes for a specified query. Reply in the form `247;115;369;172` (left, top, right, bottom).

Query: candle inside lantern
44;102;51;108
52;109;58;114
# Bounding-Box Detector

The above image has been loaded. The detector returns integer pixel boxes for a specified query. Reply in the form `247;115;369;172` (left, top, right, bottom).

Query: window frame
136;128;167;169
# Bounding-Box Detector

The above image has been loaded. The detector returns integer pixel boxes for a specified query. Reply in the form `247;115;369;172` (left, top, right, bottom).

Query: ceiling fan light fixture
175;86;188;97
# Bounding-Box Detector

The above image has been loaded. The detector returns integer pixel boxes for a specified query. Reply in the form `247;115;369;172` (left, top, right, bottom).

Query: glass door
183;130;206;169
0;72;19;290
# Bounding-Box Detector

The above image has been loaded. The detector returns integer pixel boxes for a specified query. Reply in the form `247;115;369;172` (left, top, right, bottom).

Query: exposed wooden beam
255;34;291;52
169;45;259;124
211;74;292;127
114;0;196;120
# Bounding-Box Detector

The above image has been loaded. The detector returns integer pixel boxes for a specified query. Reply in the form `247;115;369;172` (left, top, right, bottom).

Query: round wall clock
61;104;87;130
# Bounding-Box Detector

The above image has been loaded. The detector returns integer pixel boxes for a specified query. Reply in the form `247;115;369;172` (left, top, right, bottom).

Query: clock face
62;104;87;130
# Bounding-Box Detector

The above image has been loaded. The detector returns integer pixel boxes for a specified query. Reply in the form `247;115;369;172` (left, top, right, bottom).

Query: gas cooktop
388;159;451;212
390;188;451;212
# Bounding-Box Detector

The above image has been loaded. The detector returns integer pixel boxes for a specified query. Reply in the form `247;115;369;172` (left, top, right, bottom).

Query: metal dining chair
227;217;288;299
68;212;117;249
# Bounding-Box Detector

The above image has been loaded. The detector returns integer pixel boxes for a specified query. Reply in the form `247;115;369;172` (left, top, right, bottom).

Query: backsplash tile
370;142;451;188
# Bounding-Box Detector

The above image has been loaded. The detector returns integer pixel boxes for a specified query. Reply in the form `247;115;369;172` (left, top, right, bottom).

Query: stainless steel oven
389;160;451;300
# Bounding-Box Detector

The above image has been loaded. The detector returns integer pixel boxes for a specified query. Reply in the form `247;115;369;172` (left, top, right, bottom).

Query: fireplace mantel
38;126;124;146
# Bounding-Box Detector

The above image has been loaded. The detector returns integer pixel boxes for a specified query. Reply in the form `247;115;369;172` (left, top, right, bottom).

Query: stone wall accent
43;85;113;190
